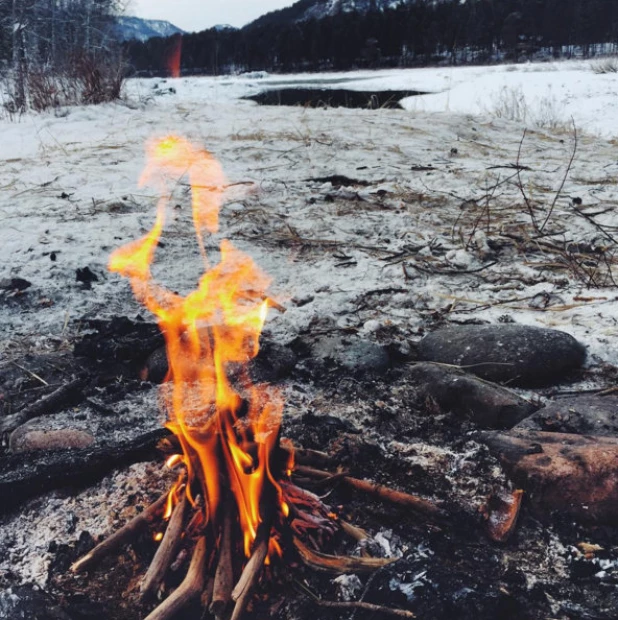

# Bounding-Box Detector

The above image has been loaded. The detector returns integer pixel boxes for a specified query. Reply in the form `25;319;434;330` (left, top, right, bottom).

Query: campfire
68;136;439;619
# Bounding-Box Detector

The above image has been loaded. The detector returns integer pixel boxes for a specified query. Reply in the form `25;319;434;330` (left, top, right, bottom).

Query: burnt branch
71;492;168;573
1;378;85;435
143;535;209;620
294;465;447;521
140;492;188;600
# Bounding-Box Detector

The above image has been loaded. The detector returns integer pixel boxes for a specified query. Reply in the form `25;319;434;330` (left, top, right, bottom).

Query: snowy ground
2;58;618;368
2;58;618;615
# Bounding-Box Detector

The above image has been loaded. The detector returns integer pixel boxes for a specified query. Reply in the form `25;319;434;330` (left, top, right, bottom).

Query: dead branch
339;519;370;543
1;378;85;435
293;537;396;573
308;597;415;618
294;465;446;520
539;120;578;232
140;493;188;600
71;492;168;573
143;535;209;620
210;505;234;618
230;537;270;620
402;260;497;277
515;128;539;231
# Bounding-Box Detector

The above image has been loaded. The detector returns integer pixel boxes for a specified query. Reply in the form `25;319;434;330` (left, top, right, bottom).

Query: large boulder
418;324;586;387
515;395;618;437
407;362;538;429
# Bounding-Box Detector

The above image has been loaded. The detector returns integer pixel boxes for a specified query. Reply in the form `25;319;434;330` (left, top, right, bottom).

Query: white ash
332;574;363;602
0;462;172;589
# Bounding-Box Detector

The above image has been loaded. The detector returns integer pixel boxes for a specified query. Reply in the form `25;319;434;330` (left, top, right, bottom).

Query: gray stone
310;336;390;376
515;395;618;436
10;427;95;453
418;324;586;387
408;362;538;429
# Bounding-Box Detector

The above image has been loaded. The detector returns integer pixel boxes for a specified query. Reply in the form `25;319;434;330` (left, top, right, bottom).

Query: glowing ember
109;135;286;559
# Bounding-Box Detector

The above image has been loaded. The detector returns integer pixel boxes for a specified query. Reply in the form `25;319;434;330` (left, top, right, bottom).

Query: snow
4;57;618;599
2;58;618;374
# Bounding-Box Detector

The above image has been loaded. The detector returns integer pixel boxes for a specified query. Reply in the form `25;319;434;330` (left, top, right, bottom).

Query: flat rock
515;395;618;436
9;427;95;453
479;429;618;523
418;324;586;387
407;362;538;429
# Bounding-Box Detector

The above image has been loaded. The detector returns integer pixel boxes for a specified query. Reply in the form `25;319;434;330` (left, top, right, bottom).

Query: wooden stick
309;598;415;618
339;519;370;543
71;492;168;573
1;378;85;434
294;465;446;520
230;530;270;620
140;493;188;600
293;537;396;573
210;507;234;618
143;535;208;620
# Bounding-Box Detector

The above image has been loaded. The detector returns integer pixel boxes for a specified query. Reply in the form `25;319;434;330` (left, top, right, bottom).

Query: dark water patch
245;88;426;109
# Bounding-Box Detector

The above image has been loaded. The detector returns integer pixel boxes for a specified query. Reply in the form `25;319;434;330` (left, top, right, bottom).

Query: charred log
0;428;170;515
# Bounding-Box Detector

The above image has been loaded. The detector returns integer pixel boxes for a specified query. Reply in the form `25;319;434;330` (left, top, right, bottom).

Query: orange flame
109;136;285;557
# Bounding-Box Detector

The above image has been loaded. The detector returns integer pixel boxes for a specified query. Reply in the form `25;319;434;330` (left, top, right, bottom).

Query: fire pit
63;136;437;620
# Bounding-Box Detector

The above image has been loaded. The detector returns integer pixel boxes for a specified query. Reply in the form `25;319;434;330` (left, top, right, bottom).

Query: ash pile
2;310;618;620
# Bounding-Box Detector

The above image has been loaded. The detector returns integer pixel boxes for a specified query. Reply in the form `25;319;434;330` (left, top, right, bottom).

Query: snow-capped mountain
301;0;404;20
115;16;185;42
248;0;407;28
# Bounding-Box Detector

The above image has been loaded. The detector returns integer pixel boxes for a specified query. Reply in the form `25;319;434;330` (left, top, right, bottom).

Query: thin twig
515;128;538;231
140;493;188;600
10;361;49;386
71;492;168;573
294;465;446;520
539;120;578;232
309;598;415;618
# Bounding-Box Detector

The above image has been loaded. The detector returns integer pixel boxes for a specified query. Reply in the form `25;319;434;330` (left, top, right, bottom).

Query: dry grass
591;58;618;74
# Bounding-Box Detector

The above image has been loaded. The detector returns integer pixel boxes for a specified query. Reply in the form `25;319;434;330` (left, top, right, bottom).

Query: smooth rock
480;429;618;523
418;324;586;387
408;362;538;428
515;395;618;437
10;427;95;453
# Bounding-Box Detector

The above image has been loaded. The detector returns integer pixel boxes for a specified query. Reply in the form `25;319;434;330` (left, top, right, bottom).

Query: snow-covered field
3;58;618;606
2;58;618;370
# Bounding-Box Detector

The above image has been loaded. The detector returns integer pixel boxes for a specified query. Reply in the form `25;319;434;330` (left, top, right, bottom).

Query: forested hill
125;0;618;75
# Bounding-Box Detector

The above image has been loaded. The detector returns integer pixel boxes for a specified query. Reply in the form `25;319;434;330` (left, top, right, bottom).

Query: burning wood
69;135;434;619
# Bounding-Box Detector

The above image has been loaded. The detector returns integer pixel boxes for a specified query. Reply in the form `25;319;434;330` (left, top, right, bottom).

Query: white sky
130;0;294;32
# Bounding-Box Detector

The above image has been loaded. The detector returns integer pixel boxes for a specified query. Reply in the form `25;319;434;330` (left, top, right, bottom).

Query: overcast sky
130;0;294;32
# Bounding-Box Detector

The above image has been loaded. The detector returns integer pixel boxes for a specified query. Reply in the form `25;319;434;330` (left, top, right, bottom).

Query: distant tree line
126;0;618;76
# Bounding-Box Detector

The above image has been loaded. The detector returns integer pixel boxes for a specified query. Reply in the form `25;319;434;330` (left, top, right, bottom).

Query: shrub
2;50;126;116
591;58;618;74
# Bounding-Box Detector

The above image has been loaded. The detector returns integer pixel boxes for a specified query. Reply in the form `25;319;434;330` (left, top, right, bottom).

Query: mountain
115;16;185;42
247;0;405;28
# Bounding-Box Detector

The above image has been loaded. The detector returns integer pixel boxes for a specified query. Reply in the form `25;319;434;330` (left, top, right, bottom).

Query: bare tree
1;0;126;112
